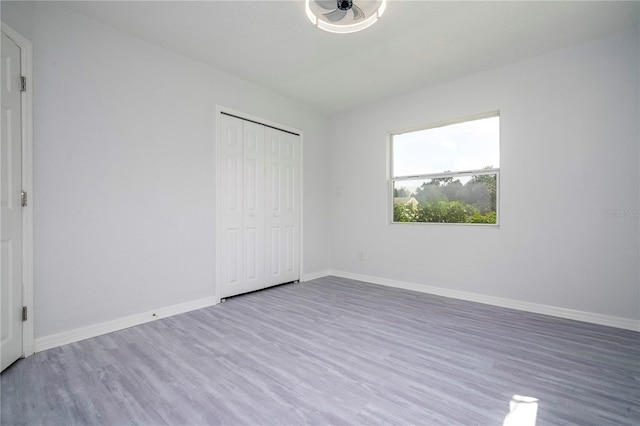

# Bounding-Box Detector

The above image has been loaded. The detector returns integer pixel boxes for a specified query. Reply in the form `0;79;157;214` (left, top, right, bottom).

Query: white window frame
389;111;500;226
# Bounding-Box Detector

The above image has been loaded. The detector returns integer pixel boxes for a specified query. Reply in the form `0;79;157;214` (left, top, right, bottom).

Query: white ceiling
62;1;639;114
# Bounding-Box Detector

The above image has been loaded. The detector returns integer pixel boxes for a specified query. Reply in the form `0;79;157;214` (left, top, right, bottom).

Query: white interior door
242;121;265;293
1;32;24;371
219;116;267;298
219;114;244;298
217;113;300;299
264;127;300;286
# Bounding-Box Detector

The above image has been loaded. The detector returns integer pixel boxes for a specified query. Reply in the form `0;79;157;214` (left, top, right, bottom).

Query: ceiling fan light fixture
305;0;387;34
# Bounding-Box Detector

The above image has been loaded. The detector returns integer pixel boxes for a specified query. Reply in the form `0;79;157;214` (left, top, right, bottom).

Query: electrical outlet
358;251;364;261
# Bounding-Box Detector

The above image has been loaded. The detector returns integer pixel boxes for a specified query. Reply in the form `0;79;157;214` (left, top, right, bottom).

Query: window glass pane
392;116;499;177
393;174;497;224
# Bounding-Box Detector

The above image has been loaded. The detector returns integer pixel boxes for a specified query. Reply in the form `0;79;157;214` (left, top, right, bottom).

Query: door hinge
22;306;27;322
20;76;26;92
21;191;27;207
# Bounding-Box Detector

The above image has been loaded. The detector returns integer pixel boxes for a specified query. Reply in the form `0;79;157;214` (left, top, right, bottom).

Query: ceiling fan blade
351;4;365;20
323;8;348;22
315;0;336;11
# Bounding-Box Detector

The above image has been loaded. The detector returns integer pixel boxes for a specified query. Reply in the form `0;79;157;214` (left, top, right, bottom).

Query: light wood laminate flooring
2;276;639;425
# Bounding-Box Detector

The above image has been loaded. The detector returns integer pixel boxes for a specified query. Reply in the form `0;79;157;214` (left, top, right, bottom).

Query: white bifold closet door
218;114;300;299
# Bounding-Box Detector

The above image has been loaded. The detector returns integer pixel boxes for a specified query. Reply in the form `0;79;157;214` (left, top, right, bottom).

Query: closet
217;113;301;299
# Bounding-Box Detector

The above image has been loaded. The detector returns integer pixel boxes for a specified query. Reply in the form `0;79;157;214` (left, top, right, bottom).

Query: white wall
1;2;330;340
327;27;640;323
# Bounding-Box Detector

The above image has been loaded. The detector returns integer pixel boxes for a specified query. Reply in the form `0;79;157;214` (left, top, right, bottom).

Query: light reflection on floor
503;395;539;426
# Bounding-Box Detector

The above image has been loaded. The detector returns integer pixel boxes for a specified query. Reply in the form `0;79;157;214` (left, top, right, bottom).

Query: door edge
1;21;35;358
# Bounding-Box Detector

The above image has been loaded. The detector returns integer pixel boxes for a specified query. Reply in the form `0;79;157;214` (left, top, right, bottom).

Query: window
390;113;500;225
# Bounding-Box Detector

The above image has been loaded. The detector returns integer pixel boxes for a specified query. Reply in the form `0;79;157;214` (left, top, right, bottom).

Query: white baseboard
34;271;638;352
35;296;218;352
301;270;330;282
328;270;640;332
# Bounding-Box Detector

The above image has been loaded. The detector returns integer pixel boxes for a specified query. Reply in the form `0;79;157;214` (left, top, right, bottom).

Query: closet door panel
280;135;299;280
265;128;300;286
218;113;300;299
285;225;295;274
265;133;280;283
269;226;281;276
219;115;244;297
242;121;265;289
